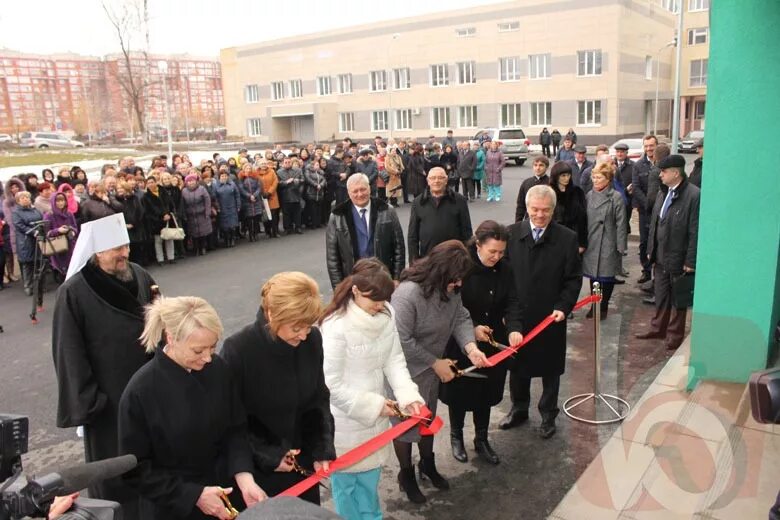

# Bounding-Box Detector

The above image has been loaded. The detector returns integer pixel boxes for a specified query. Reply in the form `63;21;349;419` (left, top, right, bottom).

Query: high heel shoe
397;467;426;504
418;455;450;490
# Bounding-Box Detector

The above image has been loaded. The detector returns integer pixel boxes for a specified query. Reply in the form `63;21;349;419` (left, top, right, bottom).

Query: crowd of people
5;125;702;519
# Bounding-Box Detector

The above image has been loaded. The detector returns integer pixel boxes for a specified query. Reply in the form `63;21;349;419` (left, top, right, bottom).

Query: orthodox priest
52;213;158;519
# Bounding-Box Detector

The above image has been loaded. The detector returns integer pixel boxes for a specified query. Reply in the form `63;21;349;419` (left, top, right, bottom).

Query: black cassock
118;352;253;520
52;261;156;517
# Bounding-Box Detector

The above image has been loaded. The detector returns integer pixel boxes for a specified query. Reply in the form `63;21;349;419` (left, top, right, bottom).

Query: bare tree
102;0;151;145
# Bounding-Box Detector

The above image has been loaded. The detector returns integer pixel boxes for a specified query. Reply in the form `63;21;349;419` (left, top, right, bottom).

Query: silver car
19;132;85;149
473;128;529;166
678;130;704;153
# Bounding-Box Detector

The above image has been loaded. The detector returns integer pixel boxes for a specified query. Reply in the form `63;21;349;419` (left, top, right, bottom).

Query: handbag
160;214;186;241
671;272;695;308
39;234;69;256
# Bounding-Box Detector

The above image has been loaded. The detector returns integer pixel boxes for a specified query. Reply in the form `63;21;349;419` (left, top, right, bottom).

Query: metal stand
564;282;631;424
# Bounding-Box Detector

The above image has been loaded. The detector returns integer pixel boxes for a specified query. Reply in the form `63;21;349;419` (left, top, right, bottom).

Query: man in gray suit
456;141;477;201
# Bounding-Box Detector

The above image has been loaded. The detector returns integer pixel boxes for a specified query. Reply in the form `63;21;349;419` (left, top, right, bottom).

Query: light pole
670;5;685;152
654;39;677;136
158;60;173;161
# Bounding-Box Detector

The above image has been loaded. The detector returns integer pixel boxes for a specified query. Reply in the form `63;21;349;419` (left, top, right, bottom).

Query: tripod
29;221;53;324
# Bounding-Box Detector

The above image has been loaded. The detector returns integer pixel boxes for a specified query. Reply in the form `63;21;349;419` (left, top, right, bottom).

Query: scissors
285;451;330;490
486;331;516;356
218;489;239;519
449;360;488;379
386;400;433;423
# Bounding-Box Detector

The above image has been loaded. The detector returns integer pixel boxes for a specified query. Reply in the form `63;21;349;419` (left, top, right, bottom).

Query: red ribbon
278;405;442;497
485;294;601;367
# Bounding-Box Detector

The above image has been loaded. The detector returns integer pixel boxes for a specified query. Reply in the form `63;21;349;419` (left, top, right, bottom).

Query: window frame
689;58;708;87
431;107;451;129
244;84;259;104
528;53;551;80
288;79;303;99
430;63;449;87
457;61;477;85
316;76;332;96
577;100;602;126
395;109;413;130
688;0;709;12
529;102;552;126
371;110;389;132
271;81;285;101
687;27;709;46
645;55;654;80
369;70;387;92
338;112;355;133
499;56;520;82
497;21;520;32
577;49;603;77
246;118;262;137
457;105;478;128
455;27;476;37
337;73;353;94
392;67;411;90
500;103;521;128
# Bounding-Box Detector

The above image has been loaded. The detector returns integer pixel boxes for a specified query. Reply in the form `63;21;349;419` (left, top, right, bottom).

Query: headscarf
56;183;79;214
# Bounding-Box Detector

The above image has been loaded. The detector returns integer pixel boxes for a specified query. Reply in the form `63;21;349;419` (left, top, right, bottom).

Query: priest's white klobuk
66;213;131;280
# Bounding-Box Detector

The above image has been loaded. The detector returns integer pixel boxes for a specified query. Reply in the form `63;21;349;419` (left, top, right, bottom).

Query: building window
577;100;602;125
369;70;387;92
687;27;709;45
337;73;352;94
289;79;302;98
498;21;519;32
371;110;388;132
458;105;478;128
529;102;552;126
694;100;706;120
316;76;331;96
688;0;709;11
455;27;476;37
690;59;708;87
430;64;449;87
500;104;521;127
499;56;520;81
246;118;262;136
662;0;680;13
339;112;354;132
393;67;410;90
244;84;259;103
271;81;284;100
431;107;451;129
528;54;550;79
645;56;653;80
457;61;476;85
395;109;412;130
577;50;602;76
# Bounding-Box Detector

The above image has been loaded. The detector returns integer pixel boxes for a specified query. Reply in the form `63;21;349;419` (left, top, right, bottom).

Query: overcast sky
1;0;496;57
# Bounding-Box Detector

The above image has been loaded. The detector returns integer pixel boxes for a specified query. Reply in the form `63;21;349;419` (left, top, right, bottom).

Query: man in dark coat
52;215;157;519
632;135;658;284
326;149;349;205
515;156;550;222
456;142;477;201
276;157;305;235
355;148;379;196
635;155;700;350
551;129;562;156
539;128;552;158
567;145;593;189
501;185;582;438
688;139;704;188
407;167;472;263
325;173;405;288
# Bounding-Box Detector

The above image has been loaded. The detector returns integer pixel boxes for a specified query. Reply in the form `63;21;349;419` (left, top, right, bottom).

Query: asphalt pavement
0;158;685;519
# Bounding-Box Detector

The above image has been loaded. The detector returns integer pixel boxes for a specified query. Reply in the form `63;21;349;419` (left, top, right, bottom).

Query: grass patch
0;151;142;168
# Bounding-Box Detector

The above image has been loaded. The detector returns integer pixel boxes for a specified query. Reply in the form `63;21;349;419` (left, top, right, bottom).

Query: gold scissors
386;400;433;423
486;332;515;355
286;451;330;490
218;488;239;519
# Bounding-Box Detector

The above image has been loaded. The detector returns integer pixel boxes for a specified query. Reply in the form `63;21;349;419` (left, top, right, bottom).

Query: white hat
66;213;130;280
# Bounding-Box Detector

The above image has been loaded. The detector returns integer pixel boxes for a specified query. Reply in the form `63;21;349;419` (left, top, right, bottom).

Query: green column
688;1;780;386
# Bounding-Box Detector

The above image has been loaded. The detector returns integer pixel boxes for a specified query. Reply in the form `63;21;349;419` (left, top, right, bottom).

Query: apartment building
679;0;709;135
0;49;224;137
221;0;677;144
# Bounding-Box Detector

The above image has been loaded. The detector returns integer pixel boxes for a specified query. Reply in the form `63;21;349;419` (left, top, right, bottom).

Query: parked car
0;133;13;144
19;132;84;148
472;128;529;166
678;130;704;153
608;138;644;160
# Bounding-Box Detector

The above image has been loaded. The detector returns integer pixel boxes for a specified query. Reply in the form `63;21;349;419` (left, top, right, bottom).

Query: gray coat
180;185;213;238
582;187;627;278
390;281;475;379
12;205;43;262
456;149;476;179
276;167;304;204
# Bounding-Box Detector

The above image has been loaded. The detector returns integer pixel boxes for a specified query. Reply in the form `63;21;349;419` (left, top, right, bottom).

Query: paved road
0;160;678;518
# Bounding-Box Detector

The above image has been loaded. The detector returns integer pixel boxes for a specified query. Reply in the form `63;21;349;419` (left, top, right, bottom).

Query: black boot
450;430;468;463
474;429;500;465
539;418;557;439
418;455;450;490
397;467;426;504
498;406;529;430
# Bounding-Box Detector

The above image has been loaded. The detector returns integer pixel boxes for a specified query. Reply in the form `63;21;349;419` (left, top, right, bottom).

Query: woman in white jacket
320;258;424;520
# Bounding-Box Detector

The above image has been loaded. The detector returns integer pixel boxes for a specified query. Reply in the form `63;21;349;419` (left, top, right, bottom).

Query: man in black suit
502;185;583;438
635;155;700;350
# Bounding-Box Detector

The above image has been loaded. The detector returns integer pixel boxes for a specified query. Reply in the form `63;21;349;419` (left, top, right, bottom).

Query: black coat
142;190;175;235
325;198;405;288
539;130;551;145
632;155;654;211
119;354;253;520
569;159;593;189
52;262;156;510
689;157;703;188
440;246;523;410
515;174;550;223
220;310;336;500
456;150;477;180
407;188;472;263
615;159;635;208
440;152;458;180
506;221;582;377
80;194;123;223
648;178;700;274
406;153;427;197
117;194;147;243
552;185;588;248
